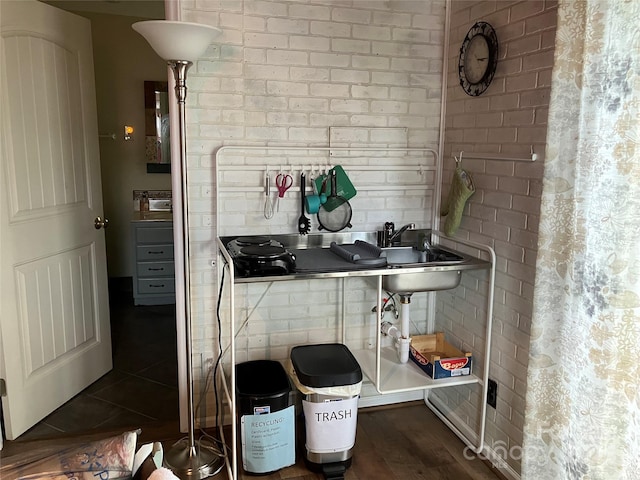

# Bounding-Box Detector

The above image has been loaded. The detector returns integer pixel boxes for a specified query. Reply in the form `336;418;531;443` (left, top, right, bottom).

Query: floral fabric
522;1;640;479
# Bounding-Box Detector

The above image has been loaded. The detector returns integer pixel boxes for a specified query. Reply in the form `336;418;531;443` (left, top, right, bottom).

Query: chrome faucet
418;232;432;254
380;222;415;247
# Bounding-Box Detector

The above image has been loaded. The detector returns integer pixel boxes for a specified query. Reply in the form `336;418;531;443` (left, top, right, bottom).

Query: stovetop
224;236;296;277
226;236;284;255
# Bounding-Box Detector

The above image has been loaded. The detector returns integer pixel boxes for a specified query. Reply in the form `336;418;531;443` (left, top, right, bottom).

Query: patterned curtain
522;1;640;479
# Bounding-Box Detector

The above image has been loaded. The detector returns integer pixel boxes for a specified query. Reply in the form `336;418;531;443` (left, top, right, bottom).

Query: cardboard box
409;333;472;379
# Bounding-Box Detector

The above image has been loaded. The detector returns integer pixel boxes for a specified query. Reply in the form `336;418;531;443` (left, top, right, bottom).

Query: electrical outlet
487;379;497;408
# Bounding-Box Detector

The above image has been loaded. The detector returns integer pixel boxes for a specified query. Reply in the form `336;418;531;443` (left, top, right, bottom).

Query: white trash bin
290;344;362;480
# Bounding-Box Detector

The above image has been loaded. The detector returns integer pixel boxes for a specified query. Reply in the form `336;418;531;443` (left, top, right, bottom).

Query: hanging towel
440;167;475;236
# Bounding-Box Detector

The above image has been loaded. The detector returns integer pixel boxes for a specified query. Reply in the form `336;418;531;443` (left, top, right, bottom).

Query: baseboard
425;394;521;480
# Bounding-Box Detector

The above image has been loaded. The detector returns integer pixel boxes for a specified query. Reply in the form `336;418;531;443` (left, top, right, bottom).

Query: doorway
11;0;180;441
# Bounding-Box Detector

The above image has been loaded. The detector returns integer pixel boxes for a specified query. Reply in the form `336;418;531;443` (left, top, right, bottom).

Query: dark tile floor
14;295;179;442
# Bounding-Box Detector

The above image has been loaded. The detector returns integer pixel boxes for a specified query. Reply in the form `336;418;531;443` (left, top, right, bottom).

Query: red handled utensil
275;173;293;212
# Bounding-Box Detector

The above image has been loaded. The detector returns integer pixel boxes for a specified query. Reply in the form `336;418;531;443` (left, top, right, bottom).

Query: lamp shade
132;20;222;62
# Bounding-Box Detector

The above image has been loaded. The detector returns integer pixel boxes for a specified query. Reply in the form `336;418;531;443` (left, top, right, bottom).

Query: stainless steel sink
382;246;464;266
380;246;465;293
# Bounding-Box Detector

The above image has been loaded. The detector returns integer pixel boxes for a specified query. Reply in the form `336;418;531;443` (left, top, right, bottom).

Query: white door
0;0;112;440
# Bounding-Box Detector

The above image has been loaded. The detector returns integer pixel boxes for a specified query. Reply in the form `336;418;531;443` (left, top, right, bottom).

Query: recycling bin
235;360;295;474
290;344;363;479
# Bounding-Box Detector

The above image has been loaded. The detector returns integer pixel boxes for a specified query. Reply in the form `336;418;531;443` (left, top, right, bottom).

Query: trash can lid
236;360;291;397
290;343;362;388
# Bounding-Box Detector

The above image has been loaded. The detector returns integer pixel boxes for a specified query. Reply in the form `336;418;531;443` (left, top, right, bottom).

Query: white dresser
131;215;175;305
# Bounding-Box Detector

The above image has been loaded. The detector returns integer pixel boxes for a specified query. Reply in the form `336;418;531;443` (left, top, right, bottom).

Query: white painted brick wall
436;1;557;476
184;0;447;413
175;4;557;473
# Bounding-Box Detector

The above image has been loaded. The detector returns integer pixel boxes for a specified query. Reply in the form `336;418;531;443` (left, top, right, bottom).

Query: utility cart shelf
215;232;495;480
352;347;481;394
213;145;497;480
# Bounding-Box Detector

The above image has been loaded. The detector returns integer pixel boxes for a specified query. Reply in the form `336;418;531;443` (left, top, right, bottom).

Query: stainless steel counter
217;231;490;284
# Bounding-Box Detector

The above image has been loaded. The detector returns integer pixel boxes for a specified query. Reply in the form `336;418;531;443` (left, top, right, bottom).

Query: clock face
458;22;498;96
464;35;490;84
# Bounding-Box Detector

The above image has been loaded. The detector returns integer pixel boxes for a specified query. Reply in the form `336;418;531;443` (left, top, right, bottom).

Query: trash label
302;397;359;453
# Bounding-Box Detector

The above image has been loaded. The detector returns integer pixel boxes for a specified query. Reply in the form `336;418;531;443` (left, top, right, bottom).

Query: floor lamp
132;20;223;479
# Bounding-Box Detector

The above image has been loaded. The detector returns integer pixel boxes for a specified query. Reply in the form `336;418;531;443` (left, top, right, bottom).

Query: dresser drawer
135;226;174;244
137;278;175;294
136;261;175;278
136;244;174;261
131;220;175;305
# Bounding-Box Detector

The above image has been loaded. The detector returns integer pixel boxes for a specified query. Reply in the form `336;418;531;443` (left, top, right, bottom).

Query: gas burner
225;236;295;277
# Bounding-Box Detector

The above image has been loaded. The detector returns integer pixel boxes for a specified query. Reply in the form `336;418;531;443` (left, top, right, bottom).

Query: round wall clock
458;21;498;96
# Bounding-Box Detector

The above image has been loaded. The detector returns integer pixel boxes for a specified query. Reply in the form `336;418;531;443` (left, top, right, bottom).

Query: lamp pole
170;59;197;452
132;21;224;480
162;59;223;480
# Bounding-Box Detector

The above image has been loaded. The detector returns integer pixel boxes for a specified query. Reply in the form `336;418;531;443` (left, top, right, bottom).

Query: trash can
235;360;295;474
290;344;363;479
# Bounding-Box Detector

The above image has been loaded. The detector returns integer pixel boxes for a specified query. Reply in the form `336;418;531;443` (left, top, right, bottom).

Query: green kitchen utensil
314;165;356;212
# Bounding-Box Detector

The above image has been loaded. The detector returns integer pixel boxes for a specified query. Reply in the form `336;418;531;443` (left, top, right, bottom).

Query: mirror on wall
144;81;171;173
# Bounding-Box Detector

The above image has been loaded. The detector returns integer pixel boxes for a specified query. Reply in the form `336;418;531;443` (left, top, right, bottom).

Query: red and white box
409;333;472;379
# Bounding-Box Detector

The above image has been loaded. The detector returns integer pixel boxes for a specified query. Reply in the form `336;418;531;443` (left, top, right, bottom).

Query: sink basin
380;246;465;294
382;246;464;266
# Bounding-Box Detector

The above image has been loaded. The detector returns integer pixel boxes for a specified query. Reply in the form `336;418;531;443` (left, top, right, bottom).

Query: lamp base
163;436;225;480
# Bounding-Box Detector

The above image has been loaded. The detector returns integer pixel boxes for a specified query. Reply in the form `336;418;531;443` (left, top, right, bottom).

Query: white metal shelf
424;232;496;455
352;348;481;394
214;144;496;478
215;233;495;479
218;185;435;193
216;164;437;172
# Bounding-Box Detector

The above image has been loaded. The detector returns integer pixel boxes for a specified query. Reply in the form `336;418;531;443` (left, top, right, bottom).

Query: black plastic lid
235;360;291;397
290;343;362;388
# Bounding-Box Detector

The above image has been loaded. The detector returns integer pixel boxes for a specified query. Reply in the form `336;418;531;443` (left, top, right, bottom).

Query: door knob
94;216;110;229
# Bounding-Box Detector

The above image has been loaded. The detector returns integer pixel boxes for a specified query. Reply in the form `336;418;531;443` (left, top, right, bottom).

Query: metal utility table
215;231;495;480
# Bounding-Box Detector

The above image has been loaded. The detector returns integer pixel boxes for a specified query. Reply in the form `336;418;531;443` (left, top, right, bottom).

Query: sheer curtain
522;1;640;479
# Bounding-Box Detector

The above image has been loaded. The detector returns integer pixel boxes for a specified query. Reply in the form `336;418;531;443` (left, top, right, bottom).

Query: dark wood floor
2;402;504;480
0;296;502;479
231;403;504;480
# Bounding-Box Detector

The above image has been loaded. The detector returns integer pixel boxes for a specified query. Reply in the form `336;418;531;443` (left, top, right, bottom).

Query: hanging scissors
275;172;293;212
